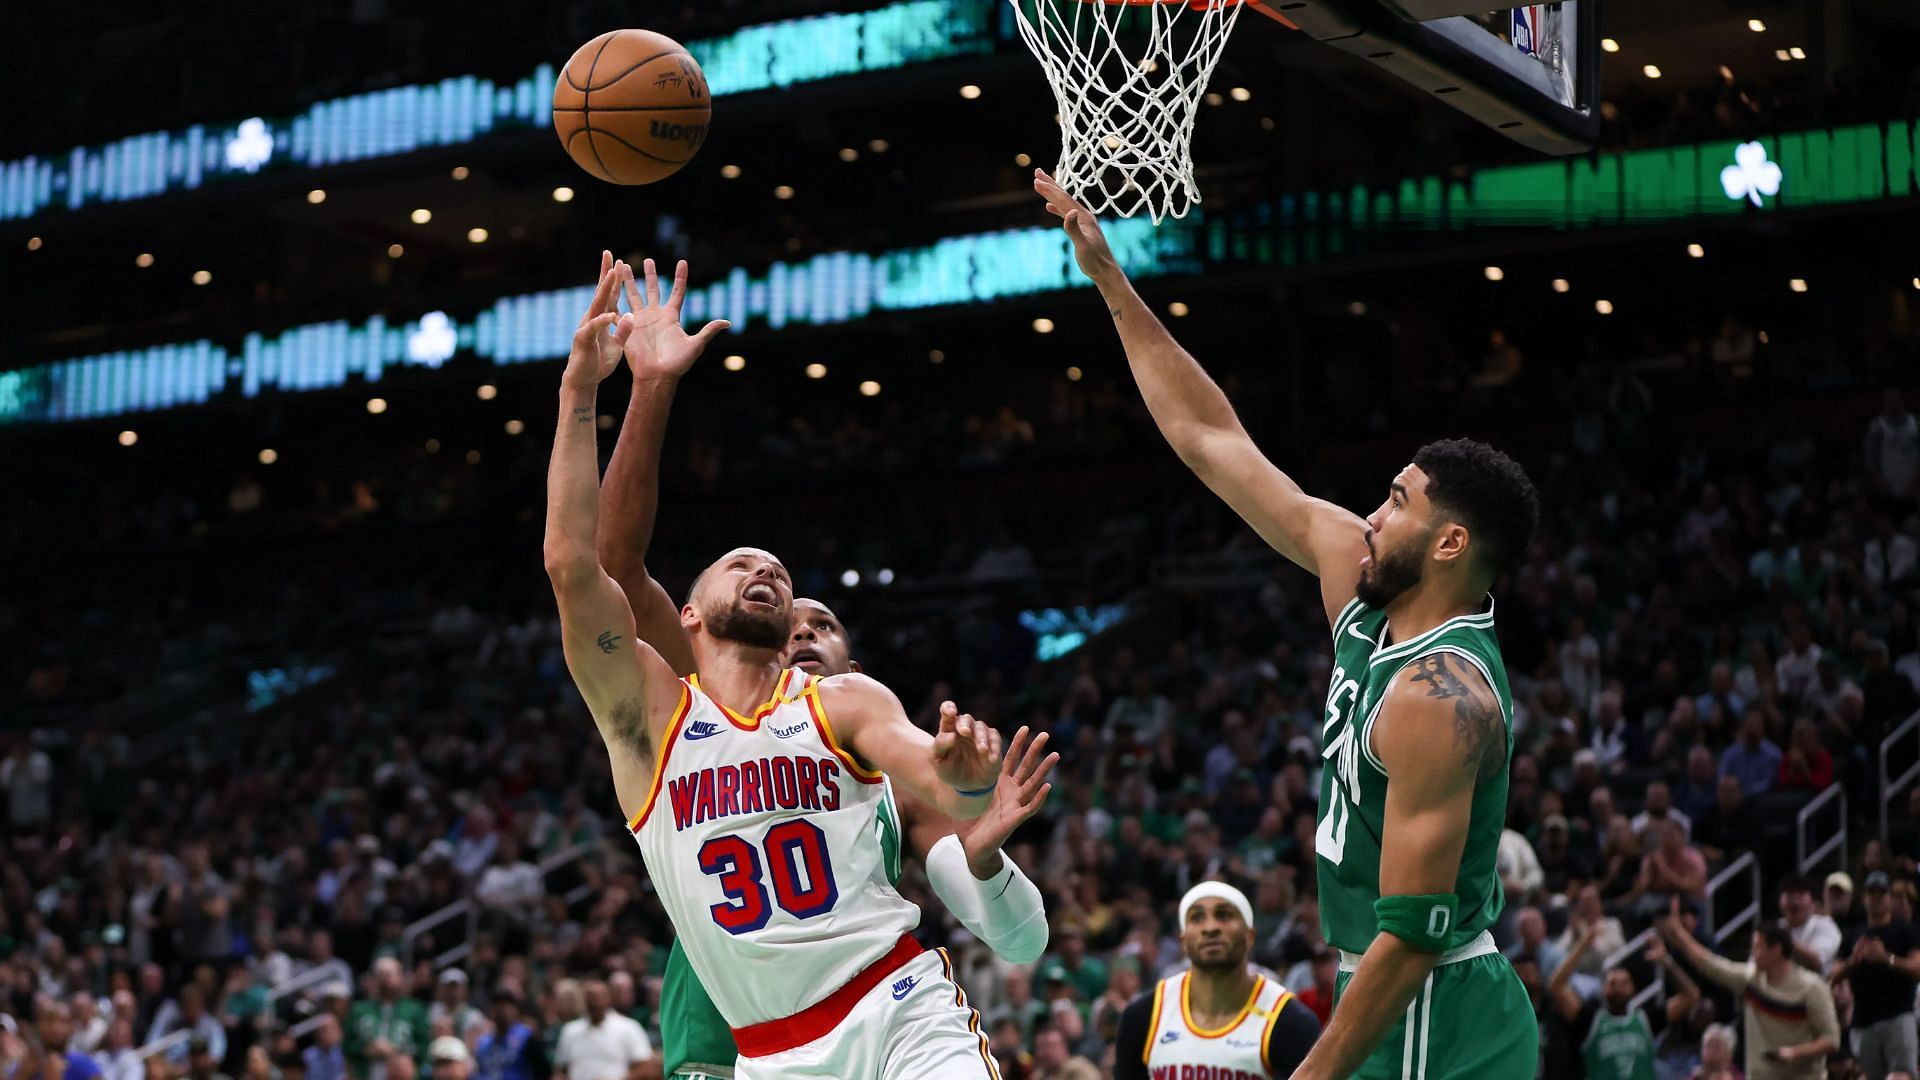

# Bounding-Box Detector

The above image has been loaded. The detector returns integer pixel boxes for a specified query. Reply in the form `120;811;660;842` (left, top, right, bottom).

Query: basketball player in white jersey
1112;883;1320;1080
545;255;1014;1079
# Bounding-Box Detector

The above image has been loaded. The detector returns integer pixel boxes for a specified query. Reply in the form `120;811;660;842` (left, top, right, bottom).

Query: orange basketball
553;30;711;185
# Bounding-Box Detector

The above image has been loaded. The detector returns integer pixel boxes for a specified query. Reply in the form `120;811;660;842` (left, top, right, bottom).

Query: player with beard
1112;883;1320;1079
1035;173;1541;1080
547;254;1018;1079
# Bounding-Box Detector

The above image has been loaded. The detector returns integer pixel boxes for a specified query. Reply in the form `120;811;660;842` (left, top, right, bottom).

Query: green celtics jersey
661;780;905;1077
1316;597;1513;955
1581;1008;1656;1080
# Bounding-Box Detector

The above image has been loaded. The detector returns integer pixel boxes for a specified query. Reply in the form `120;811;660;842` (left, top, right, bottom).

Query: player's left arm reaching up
919;726;1058;963
1291;653;1505;1080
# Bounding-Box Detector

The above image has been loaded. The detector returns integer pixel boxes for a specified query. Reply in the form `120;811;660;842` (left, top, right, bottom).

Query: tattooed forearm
596;630;621;654
1110;306;1122;321
572;406;594;425
1411;653;1506;780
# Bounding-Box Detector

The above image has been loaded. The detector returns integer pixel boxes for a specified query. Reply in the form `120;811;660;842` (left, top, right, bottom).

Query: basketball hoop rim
1071;0;1294;28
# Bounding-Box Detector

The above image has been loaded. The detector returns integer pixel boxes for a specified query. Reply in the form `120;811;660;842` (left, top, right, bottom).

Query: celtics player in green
1035;170;1541;1079
1547;921;1700;1080
590;254;1057;1079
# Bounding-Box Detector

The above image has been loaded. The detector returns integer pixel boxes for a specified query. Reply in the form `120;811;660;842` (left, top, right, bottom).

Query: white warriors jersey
1143;971;1295;1080
629;668;920;1027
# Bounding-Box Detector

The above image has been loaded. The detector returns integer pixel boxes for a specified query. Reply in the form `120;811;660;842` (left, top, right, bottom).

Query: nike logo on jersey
1348;623;1375;645
684;720;725;740
1159;1031;1179;1044
770;721;807;739
890;976;918;1000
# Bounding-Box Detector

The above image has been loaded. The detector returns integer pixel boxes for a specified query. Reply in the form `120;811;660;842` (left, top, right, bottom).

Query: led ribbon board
4;118;1915;427
0;0;999;222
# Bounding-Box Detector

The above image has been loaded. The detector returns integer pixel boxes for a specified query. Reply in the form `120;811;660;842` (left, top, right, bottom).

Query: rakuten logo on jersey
667;755;842;830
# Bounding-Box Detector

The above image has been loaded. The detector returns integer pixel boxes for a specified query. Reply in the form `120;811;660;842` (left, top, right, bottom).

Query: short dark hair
1757;922;1794;955
1412;438;1539;582
1778;875;1813;897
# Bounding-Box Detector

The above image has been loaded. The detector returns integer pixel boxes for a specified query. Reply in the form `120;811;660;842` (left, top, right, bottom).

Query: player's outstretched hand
931;700;1002;795
962;726;1058;868
563;251;635;389
1033;168;1118;285
617;257;731;381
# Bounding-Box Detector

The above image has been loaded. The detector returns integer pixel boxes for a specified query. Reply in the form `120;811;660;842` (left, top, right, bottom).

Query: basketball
553;29;710;185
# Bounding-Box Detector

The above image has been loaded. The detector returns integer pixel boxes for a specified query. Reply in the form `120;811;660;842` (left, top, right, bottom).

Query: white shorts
733;948;1000;1080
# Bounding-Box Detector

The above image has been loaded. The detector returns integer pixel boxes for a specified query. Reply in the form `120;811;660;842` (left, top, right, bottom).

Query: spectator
472;992;537;1080
1720;711;1783;797
145;987;225;1068
1864;390;1919;503
1776;720;1833;793
427;972;481;1042
1623;819;1708;922
1824;873;1855;929
1042;926;1109;1008
1548;928;1699;1080
1535;814;1593;898
1;739;53;835
1504;908;1566;981
346;958;430;1079
1674;746;1720;825
1632;781;1694;847
176;845;234;969
387;1055;417;1080
1775;625;1824;703
36;1001;104;1080
1690;1023;1741;1080
1294;949;1338;1026
1556;885;1627;977
474;836;542;926
302;1016;347;1080
1498;827;1544;907
427;1037;472;1080
1028;1026;1099;1080
551;981;654;1080
238;1047;273;1080
1778;877;1843;974
69;996;106;1056
1695;775;1757;865
1661;915;1839;1079
184;1038;231;1080
93;1018;142;1080
1831;873;1920;1080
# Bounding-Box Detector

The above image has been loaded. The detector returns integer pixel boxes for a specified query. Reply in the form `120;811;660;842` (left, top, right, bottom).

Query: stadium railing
1880;709;1920;845
135;1029;192;1064
400;900;476;972
1795;785;1847;879
1606;928;1666;1013
1703;850;1762;948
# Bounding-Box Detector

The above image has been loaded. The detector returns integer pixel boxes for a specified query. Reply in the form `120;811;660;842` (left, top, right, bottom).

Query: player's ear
848;660;863;674
1431;522;1471;565
680;603;701;633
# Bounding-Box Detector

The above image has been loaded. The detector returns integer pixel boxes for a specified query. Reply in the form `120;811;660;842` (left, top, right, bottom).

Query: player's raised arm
596;256;730;677
545;257;686;823
1291;654;1503;1080
1034;169;1368;624
814;676;1003;821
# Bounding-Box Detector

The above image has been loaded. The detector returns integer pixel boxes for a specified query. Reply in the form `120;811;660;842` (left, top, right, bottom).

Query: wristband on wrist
952;781;997;798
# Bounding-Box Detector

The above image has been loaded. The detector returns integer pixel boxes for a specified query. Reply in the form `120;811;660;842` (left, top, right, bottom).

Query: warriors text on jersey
1316;597;1513;953
629;669;919;1028
1142;972;1296;1079
660;779;906;1078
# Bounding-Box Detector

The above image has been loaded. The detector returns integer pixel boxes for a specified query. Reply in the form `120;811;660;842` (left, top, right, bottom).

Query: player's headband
1178;882;1254;929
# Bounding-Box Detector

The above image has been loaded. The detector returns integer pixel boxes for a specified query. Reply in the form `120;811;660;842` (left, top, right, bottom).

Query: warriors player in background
591;255;1057;1078
545;254;1015;1079
1112;883;1320;1080
1035;172;1541;1080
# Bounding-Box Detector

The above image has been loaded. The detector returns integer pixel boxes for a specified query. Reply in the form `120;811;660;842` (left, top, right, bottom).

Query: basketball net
1010;0;1250;223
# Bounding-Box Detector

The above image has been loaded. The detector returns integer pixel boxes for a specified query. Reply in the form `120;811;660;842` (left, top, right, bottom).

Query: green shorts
1333;943;1538;1080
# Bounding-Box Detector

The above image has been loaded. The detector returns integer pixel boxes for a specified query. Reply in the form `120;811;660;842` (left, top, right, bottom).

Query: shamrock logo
1721;141;1782;207
225;118;274;174
407;312;458;367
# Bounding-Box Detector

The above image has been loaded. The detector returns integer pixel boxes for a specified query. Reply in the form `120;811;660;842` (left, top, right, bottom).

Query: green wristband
1374;893;1459;953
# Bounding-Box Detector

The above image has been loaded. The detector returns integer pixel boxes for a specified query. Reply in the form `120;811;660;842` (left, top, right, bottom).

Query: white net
1009;0;1249;223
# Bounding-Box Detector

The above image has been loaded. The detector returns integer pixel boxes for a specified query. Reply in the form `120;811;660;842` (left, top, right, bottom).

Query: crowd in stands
6;296;1920;1080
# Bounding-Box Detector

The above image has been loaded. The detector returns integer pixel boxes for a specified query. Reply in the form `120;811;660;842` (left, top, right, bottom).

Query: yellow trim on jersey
805;679;885;784
1260;990;1295;1075
1144;980;1167;1065
628;682;694;831
687;668;796;730
938;948;1002;1080
1180;973;1267;1039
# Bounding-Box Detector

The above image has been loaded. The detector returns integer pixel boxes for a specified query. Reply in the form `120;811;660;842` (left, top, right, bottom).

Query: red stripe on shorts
730;934;924;1057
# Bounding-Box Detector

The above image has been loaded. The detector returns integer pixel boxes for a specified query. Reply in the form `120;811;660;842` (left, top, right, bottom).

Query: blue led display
0;0;999;223
0;215;1193;427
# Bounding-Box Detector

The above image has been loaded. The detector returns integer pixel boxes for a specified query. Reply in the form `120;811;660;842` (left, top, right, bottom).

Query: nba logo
1511;6;1540;55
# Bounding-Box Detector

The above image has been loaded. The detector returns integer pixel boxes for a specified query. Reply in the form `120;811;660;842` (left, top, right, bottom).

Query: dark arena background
4;2;1920;1078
